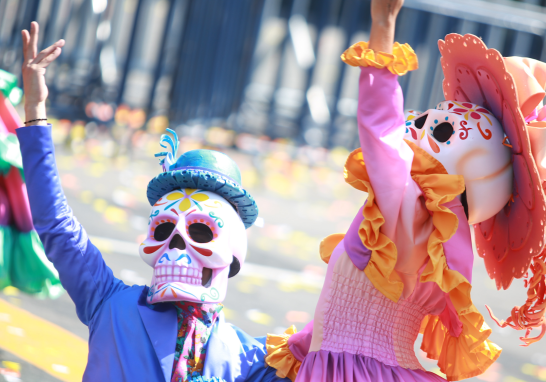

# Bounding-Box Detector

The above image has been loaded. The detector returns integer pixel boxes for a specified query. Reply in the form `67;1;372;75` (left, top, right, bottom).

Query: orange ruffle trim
265;326;300;382
319;233;345;264
344;140;501;381
341;41;418;76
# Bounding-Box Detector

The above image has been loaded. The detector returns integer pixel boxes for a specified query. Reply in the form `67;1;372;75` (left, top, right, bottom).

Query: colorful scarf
170;301;222;382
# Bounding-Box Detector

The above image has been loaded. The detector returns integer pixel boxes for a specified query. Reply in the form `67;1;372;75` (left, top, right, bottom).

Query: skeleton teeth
153;266;206;284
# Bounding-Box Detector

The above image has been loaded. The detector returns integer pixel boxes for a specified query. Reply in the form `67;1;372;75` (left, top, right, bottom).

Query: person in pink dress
264;0;546;381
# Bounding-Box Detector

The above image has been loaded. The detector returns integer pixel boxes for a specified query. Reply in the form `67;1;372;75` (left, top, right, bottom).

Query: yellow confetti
104;206;127;224
2;286;19;297
245;309;273;326
80;191;93;204
93;199;107;213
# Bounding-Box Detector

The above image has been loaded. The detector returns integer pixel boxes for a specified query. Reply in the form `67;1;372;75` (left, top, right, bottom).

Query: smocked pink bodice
310;243;447;370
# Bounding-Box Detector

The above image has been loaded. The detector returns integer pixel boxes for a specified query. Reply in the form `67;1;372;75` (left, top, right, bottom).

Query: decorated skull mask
141;189;247;304
143;129;258;305
404;101;513;224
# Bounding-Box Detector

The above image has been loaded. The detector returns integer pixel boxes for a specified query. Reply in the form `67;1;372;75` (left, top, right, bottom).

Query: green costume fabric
0;133;23;176
0;133;63;298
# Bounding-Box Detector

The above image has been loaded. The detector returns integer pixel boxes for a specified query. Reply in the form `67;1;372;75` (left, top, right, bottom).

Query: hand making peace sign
21;21;64;125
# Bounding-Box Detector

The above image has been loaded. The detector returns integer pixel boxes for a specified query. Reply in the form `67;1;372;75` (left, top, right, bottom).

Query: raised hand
369;0;404;53
21;22;64;125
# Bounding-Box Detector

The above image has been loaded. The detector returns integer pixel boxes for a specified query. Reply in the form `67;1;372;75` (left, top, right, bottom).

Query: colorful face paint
139;189;247;304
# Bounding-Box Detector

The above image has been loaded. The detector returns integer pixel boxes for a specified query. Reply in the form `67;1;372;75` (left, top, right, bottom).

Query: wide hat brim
440;34;546;289
147;168;258;229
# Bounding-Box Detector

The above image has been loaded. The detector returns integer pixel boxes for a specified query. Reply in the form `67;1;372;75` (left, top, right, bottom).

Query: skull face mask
404;101;513;224
141;189;246;304
144;129;259;305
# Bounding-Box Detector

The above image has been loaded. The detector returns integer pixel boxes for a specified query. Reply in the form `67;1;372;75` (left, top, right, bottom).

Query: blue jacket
17;125;288;382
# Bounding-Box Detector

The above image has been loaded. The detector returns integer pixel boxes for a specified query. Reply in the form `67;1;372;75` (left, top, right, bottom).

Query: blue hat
147;129;258;229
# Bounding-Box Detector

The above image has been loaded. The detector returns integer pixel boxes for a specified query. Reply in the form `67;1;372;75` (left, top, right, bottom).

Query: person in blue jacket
18;22;291;382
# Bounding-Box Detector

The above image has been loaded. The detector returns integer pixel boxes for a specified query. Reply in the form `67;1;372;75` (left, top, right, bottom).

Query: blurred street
0;122;543;382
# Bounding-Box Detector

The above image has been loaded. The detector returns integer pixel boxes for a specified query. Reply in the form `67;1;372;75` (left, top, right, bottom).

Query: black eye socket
433;122;454;143
154;222;176;241
188;223;214;243
414;114;428;129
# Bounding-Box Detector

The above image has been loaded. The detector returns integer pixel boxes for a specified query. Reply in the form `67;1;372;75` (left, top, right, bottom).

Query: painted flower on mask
155;189;210;212
449;102;492;125
447;101;493;140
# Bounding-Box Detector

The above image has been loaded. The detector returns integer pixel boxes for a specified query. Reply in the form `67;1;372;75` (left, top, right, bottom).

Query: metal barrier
238;0;546;149
1;0;545;149
0;0;264;122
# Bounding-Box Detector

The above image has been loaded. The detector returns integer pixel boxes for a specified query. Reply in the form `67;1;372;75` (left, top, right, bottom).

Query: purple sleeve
357;67;415;238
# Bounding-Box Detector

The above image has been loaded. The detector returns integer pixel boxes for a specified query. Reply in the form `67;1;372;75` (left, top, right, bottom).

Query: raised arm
18;22;127;324
344;0;418;239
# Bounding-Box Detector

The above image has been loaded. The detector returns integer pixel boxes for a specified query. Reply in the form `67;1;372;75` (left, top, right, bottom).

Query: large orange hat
439;34;546;344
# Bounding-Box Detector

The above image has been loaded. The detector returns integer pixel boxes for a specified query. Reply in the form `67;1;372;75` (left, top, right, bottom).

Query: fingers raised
28;22;39;62
21;30;30;63
32;39;65;66
37;47;63;68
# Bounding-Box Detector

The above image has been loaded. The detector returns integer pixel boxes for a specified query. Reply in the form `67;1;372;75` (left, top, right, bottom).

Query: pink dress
287;66;476;381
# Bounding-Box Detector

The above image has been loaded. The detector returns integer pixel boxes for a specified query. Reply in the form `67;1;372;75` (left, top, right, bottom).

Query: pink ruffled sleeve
356;66;415;239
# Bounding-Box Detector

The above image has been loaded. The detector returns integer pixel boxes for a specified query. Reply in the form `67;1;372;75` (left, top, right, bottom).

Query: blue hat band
169;165;240;186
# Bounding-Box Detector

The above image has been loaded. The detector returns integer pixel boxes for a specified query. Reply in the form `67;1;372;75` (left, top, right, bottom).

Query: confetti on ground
285;311;310;323
103;205;128;224
222;308;237;320
522;363;546;381
0;299;87;382
245;309;273;326
92;198;107;213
